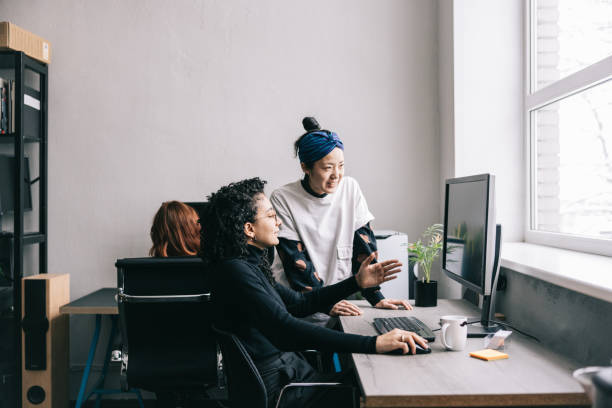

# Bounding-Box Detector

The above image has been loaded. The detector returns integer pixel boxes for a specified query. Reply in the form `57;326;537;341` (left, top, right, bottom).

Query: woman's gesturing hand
329;300;363;316
375;329;429;355
355;253;402;289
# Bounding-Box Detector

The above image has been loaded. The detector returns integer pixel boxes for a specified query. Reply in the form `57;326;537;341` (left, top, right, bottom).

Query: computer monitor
442;174;502;337
0;155;33;216
184;202;208;221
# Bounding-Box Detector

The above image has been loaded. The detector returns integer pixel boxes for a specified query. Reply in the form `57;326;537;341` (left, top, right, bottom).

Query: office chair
212;326;356;408
116;257;220;402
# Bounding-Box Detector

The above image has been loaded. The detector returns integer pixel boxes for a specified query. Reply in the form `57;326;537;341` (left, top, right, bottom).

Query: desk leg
75;314;102;408
75;314;144;408
91;315;117;408
134;388;145;408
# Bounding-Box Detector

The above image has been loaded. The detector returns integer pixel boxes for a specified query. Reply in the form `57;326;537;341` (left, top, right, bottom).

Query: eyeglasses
255;212;279;223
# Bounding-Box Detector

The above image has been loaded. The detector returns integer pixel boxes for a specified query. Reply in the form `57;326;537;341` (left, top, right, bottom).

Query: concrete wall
0;0;441;398
496;267;612;366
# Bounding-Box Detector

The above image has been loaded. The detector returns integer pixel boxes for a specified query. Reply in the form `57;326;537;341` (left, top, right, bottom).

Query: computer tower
21;274;69;408
374;230;412;300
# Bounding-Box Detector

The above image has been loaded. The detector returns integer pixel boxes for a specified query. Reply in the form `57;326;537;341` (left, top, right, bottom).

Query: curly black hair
200;177;275;283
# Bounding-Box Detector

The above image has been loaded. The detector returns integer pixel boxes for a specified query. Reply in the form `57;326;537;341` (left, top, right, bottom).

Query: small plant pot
414;280;437;307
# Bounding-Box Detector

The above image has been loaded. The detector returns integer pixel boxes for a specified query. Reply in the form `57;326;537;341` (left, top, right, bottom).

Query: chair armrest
276;382;349;408
117;292;210;303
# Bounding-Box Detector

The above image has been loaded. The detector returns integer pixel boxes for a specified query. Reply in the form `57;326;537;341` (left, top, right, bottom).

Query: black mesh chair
212;326;355;408
116;257;219;400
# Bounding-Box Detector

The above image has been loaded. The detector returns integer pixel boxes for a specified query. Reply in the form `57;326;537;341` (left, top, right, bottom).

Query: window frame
524;0;612;257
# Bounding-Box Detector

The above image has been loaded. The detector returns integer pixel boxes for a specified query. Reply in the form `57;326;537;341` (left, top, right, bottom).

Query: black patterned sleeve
276;238;324;292
352;223;385;305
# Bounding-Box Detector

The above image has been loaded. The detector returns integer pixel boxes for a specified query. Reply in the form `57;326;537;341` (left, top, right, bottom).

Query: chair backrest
213;326;268;408
116;257;217;392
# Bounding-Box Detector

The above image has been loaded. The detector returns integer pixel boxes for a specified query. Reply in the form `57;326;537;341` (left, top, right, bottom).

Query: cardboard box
0;22;51;64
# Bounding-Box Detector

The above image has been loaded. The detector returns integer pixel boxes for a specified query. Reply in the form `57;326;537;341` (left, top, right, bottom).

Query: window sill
500;242;612;303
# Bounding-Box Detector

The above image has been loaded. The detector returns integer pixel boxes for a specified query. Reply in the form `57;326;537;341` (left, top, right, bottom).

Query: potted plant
408;224;444;307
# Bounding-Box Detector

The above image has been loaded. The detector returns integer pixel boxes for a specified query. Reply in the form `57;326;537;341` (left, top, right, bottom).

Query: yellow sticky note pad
470;349;509;361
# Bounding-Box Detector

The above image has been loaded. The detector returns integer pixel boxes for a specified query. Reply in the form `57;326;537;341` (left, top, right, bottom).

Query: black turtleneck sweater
210;245;377;362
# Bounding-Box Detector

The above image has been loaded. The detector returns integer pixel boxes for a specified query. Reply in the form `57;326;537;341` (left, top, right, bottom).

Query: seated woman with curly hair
200;177;428;408
150;200;201;257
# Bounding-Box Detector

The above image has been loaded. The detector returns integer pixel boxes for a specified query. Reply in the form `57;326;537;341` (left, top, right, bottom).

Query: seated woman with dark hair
150;200;201;257
200;177;428;408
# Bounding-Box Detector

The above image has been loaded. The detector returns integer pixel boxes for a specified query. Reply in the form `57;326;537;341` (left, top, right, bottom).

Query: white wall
0;0;441;384
453;0;525;242
436;0;461;298
436;0;525;299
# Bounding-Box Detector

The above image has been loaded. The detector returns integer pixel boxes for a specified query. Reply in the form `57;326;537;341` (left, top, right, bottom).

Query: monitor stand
466;224;502;338
467;320;501;338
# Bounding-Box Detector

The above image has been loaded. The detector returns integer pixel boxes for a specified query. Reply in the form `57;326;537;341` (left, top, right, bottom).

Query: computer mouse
414;344;432;354
386;344;431;355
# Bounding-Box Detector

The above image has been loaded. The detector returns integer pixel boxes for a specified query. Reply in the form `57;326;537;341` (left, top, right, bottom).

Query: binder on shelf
9;80;14;133
24;95;40;139
0;77;40;136
24;95;40;111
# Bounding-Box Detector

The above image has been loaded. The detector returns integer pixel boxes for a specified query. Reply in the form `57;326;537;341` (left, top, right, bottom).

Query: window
527;0;612;256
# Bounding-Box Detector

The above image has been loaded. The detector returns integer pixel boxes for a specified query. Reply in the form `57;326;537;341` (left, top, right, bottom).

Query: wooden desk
60;288;118;315
340;299;589;407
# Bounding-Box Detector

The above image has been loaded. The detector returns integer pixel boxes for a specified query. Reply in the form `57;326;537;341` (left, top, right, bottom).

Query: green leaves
407;223;444;284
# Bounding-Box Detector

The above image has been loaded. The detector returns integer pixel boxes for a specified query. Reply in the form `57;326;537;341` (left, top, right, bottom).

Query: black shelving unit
0;51;48;408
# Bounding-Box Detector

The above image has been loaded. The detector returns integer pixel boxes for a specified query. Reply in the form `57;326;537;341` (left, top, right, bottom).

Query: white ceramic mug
440;315;467;351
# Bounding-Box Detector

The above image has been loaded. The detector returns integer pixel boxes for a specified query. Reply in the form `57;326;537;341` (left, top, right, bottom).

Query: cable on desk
487;319;540;343
431;321;540;343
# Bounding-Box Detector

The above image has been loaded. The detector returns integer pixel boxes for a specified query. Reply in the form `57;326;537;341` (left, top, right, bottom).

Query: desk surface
340;299;589;407
60;288;118;315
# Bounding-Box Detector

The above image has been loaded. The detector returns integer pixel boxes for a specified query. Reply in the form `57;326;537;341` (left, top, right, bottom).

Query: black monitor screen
185;202;208;221
444;179;488;290
0;156;32;214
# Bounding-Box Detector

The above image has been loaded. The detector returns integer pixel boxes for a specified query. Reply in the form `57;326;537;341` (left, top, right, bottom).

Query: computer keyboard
373;317;436;342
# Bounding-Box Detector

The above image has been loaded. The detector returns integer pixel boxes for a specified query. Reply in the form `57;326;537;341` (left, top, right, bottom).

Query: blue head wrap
297;131;344;165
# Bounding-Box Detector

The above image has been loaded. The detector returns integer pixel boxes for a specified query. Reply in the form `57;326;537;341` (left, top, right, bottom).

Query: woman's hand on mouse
355;253;402;289
329;300;363;316
375;329;428;355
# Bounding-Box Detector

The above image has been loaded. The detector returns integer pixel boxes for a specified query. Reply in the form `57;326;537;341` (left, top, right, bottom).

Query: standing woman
200;178;427;408
270;117;411;323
